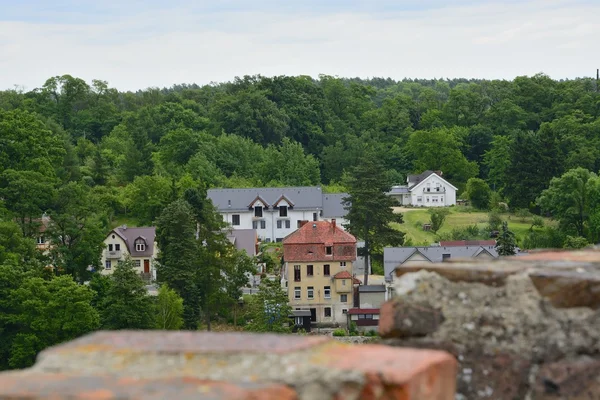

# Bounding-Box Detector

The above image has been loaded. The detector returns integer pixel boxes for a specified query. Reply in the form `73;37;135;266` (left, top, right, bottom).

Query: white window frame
105;260;112;270
232;214;240;226
136;243;146;252
340;261;346;267
324;286;331;299
340;294;347;303
134;260;141;268
307;286;314;299
294;287;301;300
324;307;332;317
279;206;288;217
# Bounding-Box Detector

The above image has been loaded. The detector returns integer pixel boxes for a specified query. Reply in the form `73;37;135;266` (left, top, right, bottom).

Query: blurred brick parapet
0;331;456;400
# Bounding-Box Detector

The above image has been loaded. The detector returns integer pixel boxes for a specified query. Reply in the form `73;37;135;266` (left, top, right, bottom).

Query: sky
1;0;599;91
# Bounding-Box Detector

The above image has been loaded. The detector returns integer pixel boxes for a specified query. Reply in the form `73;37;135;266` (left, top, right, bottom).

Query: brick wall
0;331;456;400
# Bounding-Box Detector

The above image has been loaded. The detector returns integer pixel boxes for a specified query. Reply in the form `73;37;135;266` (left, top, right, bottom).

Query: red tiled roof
439;240;496;247
333;271;352;279
283;221;356;245
348;308;380;315
353;277;362;285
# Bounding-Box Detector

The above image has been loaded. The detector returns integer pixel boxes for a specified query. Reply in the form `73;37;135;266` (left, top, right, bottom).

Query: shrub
488;211;503;231
332;329;346;337
515;208;532;222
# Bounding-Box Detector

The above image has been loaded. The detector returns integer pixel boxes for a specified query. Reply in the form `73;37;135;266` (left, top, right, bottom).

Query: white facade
221;200;320;243
100;228;158;280
389;172;457;207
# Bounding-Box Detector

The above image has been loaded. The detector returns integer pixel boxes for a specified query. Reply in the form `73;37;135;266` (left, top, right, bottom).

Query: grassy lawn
392;206;553;246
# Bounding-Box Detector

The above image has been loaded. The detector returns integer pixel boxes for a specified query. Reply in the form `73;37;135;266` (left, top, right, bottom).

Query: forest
1;73;600;368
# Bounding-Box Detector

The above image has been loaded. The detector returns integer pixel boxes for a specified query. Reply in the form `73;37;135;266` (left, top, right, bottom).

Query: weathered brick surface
0;331;457;400
384;249;600;399
379;301;445;339
0;373;297;400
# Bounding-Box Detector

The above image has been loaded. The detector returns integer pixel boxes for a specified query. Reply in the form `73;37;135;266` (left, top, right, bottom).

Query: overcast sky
1;0;599;91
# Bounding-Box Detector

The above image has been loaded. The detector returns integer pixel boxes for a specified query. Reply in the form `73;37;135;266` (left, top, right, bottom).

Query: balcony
423;187;446;193
104;250;122;259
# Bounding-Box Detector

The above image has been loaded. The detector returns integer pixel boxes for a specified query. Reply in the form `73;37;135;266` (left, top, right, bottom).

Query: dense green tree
537;168;600;237
246;278;292;333
155;199;200;329
46;182;106;282
429;208;450;234
343;153;405;285
495;222;517;256
155;284;184;330
464;178;492;210
100;259;155;329
9;275;99;368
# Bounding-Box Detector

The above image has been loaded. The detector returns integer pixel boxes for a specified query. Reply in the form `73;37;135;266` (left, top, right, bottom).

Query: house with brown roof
100;226;158;281
388;170;457;207
282;220;357;326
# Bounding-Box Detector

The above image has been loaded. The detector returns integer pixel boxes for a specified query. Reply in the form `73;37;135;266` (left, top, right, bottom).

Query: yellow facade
287;261;353;324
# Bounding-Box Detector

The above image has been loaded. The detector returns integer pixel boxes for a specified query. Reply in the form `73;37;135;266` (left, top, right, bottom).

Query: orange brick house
282;220;357;325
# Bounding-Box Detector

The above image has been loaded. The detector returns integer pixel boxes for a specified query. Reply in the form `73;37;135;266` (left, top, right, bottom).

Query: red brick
321;344;457;399
0;373;297;400
42;331;329;356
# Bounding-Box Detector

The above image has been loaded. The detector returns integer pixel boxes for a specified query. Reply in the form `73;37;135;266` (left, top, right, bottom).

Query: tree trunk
206;309;211;331
363;216;369;287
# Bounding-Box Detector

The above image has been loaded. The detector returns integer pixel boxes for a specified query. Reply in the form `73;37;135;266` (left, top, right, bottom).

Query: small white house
100;226;158;280
388;171;457;207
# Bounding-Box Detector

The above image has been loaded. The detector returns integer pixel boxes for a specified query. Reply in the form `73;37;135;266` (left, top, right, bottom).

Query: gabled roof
383;245;499;282
273;194;295;208
333;270;353;279
207;187;323;212
109;226;156;257
408;171;458;191
247;195;270;209
226;229;257;257
283;221;356;245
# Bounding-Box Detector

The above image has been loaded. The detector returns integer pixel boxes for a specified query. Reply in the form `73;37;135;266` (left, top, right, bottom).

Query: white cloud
1;0;599;91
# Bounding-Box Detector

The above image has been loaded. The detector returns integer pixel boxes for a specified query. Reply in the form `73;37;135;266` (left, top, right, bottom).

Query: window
260;220;266;229
294;265;301;282
324;307;332;317
307;265;314;276
294;287;301;299
358;314;366;319
442;253;451;262
313;212;317;221
307;286;314;299
232;214;240;226
323;264;330;276
285;220;290;229
324;286;331;299
105;260;112;270
108;244;113;251
279;206;288;217
254;206;263;217
340;261;346;267
252;221;258;229
135;239;146;252
417;196;423;202
426;197;430;202
276;238;283;243
115;244;120;251
37;236;45;244
342;279;346;286
340;294;347;303
295;317;303;325
277;220;282;229
342;309;348;314
365;314;374;319
134;260;141;268
326;246;332;255
297;220;303;228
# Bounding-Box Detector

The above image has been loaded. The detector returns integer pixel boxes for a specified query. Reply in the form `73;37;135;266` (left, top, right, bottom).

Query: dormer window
326;246;332;255
279;206;288;217
135;238;146;252
254;206;263;218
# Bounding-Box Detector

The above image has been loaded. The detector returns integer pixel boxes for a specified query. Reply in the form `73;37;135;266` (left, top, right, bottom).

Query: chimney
299;220;308;228
331;219;336;231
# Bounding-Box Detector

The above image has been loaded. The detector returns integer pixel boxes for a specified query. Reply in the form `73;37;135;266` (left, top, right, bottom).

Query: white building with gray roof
388;170;457;207
383;245;499;283
207;187;348;243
